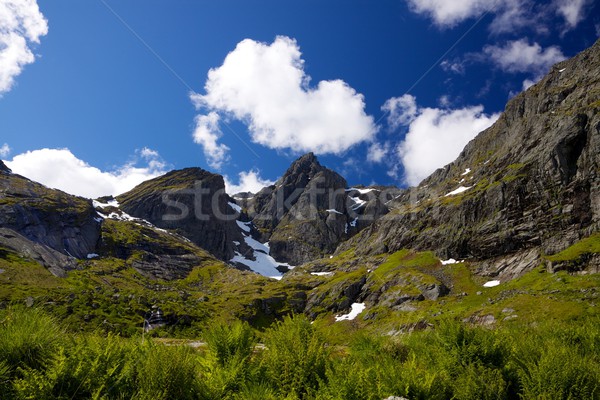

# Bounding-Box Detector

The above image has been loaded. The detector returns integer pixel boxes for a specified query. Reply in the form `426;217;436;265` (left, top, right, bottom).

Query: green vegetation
1;307;599;399
546;233;600;263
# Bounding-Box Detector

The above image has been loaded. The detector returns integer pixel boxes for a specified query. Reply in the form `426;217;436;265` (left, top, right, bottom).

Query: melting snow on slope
348;195;367;210
87;253;99;259
461;168;471;176
228;202;242;213
326;209;343;215
231;220;294;280
311;272;334;276
93;199;120;209
559;68;566;73
483;280;500;287
441;258;459;265
335;303;366;322
347;187;376;194
236;220;251;233
445;186;472;196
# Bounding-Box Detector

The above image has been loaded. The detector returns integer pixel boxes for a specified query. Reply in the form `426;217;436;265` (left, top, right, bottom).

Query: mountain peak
0;161;11;174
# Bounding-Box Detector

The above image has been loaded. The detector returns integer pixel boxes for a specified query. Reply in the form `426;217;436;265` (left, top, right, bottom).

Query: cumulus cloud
387;95;500;186
192;112;230;170
0;143;10;158
190;36;376;163
555;0;591;29
367;142;390;164
406;0;537;33
5;148;169;198
0;0;48;95
224;170;275;195
382;95;418;130
483;39;566;74
406;0;497;27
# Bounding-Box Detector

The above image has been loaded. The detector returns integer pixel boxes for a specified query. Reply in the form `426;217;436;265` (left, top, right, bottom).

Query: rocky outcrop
243;154;399;265
0;228;77;277
340;38;600;278
117;168;245;261
0;170;101;259
0;161;11;174
99;219;221;280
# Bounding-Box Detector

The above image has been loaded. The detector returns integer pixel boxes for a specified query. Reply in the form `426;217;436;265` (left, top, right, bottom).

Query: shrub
134;341;200;400
261;315;329;398
13;333;137;399
0;307;64;372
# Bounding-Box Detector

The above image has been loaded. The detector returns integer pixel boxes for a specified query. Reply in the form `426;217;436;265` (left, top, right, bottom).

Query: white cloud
367;142;389;163
406;0;537;33
522;79;536;91
382;94;418;129
0;143;10;157
191;36;376;161
5;148;169;198
440;59;466;74
406;0;497;27
389;95;500;186
483;39;566;74
0;0;48;95
192;112;230;170
224;169;275;195
555;0;590;29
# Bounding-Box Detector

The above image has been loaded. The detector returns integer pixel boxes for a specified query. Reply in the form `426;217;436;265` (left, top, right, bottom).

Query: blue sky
1;0;599;198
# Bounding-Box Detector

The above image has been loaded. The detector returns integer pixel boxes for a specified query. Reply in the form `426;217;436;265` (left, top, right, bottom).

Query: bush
134;341;200;400
198;320;256;398
261;315;329;398
13;333;137;399
0;307;64;372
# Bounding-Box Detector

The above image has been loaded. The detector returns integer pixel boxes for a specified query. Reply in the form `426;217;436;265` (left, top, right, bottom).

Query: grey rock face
340;38;600;276
247;153;394;265
0;161;11;174
117;168;245;261
0;171;101;259
0;228;77;277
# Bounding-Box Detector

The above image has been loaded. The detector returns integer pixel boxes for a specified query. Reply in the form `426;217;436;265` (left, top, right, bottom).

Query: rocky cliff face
244;153;398;265
340;38;600;279
117;168;245;261
0;168;101;260
0;161;11;174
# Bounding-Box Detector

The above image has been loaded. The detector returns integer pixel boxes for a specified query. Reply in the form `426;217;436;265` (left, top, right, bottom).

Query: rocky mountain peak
0;161;11;174
117;167;244;260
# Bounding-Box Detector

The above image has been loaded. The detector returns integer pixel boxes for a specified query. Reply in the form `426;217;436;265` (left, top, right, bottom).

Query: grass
546;233;600;263
3;307;599;399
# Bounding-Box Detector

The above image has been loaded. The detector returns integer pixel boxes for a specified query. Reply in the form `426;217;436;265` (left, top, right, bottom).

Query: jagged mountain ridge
340;38;600;279
245;153;398;265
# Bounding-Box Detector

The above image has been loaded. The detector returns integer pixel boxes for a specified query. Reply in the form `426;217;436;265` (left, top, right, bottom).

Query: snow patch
349;217;358;227
230;234;294;280
347;187;376;194
559;68;566;73
335;303;366;322
94;217;104;223
483;280;500;287
236;220;251;233
93;199;119;209
445;186;472;196
311;272;334;276
441;258;458;265
349;196;366;210
461;168;471;176
228;201;242;213
326;209;343;215
86;253;99;259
